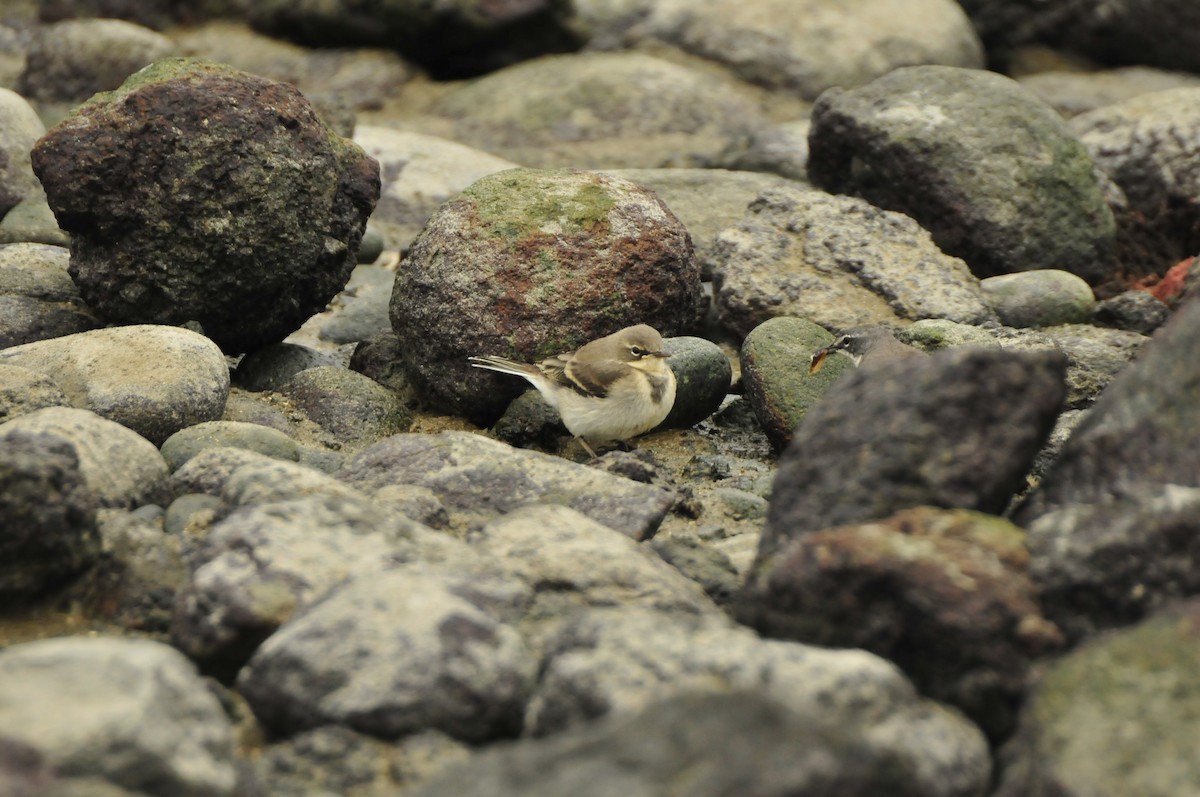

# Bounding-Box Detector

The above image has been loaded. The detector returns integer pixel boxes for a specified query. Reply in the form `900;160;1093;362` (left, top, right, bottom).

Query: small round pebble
662;336;732;429
163;493;222;536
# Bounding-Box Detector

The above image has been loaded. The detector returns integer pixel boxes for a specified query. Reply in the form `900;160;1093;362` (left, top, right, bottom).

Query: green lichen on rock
466;168;616;244
1011;604;1200;796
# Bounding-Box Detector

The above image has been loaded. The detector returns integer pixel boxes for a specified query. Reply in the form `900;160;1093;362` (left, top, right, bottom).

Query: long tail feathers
468;355;541;379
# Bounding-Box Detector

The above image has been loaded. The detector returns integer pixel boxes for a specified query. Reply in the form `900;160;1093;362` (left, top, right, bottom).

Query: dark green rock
808;65;1117;284
739;316;848;451
661;336;730;429
997;600;1200;797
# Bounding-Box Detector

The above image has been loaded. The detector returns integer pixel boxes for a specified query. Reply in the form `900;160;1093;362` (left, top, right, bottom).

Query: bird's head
809;328;896;373
617;324;671;364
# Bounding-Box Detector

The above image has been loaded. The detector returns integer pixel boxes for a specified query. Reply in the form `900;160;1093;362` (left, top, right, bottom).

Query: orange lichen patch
1132;256;1194;303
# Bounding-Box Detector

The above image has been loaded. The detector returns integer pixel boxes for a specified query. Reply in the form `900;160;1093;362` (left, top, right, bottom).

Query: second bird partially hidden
470;324;676;458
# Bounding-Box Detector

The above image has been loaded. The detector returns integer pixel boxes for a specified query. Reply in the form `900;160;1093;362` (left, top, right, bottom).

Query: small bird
809;326;927;374
469;324;677;458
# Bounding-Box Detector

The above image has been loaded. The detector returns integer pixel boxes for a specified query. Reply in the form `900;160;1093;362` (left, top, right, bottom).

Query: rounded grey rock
980;269;1096;328
315;263;395;345
0;324;230;445
277;365;412;450
576;0;982;100
0;636;236;797
0;89;46;219
17;18;176;102
0;196;69;247
0;241;101;347
357;224;384;264
808;65;1118;284
1093;290;1170;335
353;126;517;254
160;420;300;471
0;407;169;509
432;52;766;169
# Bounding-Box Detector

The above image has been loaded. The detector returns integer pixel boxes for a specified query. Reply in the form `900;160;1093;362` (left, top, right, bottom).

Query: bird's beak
653;350;671;358
809;348;831;374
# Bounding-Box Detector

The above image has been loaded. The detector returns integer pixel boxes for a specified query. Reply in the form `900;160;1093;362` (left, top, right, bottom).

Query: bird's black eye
631;345;650;357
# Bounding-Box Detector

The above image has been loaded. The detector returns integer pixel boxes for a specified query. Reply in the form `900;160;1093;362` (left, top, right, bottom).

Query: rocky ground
2;1;1200;796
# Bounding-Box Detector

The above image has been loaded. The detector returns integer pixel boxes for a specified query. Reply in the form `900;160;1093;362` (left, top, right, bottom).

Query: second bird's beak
809;348;831;374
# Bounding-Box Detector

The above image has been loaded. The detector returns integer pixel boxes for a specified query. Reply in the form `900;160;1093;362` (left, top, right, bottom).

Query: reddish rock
738;507;1063;741
32;58;379;354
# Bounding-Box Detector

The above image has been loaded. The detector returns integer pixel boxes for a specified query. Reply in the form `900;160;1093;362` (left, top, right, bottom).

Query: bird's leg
576;436;600;459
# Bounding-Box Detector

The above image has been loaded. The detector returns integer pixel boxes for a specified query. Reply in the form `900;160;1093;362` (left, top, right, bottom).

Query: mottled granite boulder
713;187;994;337
390;168;700;423
31;58;380;354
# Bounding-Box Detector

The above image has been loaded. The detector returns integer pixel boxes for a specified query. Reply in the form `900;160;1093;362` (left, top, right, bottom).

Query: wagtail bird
470;324;677;458
809;327;927;373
